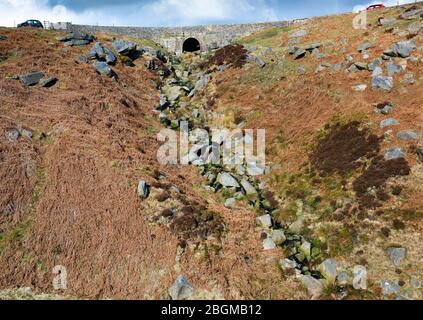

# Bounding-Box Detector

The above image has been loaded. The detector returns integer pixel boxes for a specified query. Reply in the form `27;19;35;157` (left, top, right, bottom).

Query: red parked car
366;4;385;11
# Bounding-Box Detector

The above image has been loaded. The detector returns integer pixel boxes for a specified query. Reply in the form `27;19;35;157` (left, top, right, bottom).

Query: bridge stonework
67;21;291;53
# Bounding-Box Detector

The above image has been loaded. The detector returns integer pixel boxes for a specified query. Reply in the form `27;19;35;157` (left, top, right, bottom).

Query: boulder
39;77;57;88
397;131;418;141
64;39;91;46
407;21;423;36
401;73;415;85
400;8;423;20
20;72;44;86
216;172;239;188
246;161;265;176
0;35;6;40
169;275;194;300
263;237;276;250
137;180;149;199
304;43;321;51
111;40;137;55
371;66;383;77
293;48;306;60
374;102;394;115
387;247;406;267
386;63;402;76
381;280;401;296
367;58;382;71
21;128;33;139
299;241;311;260
384;148;405;160
280;258;298;271
224;198;236;208
5;128;20;141
378;17;397;26
256;214;272;228
300;275;324;299
271;229;286;245
384;40;415;58
354;62;368;70
336;272;350;286
318;259;338;284
240;179;258;200
94;61;114;77
371;75;393;92
352;265;367;290
380;118;398;128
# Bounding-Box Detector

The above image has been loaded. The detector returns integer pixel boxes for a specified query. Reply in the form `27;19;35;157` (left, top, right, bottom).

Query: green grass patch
239;27;290;48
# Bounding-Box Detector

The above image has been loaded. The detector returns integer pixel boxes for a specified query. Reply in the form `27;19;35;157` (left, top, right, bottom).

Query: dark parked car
17;19;44;28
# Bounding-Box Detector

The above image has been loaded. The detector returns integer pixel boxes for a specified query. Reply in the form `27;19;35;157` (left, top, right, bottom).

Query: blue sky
0;0;416;27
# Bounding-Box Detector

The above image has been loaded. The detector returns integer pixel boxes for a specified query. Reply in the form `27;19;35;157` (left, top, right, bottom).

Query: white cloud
353;0;416;13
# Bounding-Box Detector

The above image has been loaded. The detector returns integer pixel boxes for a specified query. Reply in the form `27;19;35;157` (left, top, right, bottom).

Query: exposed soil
310;121;381;177
200;44;248;70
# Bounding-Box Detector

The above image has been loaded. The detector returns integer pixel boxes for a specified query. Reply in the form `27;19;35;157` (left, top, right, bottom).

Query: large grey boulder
381;280;401;296
216;172;239;188
300;275;324;299
367;58;382;71
304;43;321;51
280;258;298;271
378;17;397;26
384;40;415;58
169;275;194;300
246;161;265;176
352;265;367;290
64;39;91;47
372;75;393;92
293;48;306;60
90;42;116;65
20;72;44;86
387;247;406;267
111;40;137;55
384;148;405;160
289;29;307;38
397;131;418;141
263;237;276;250
94;61;114;77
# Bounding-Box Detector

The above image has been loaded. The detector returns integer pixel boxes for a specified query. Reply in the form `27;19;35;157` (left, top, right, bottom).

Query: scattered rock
262;237;276;250
262;47;272;56
169;275;194;300
293;48;306;60
280;258;297;271
299;241;311;260
255;56;266;68
256;214;272;228
216;172;239;188
39;76;57;88
410;276;421;289
352;84;367;92
224;198;236;208
401;73;415;85
297;66;306;75
352;265;367;290
368;58;382;71
137;180;149;199
374;102;394;115
318;259;338;284
19;72;44;86
111;40;137;55
384;40;415;58
271;229;286;245
21;128;33;139
387;247;406;267
240;179;258;200
378;17;397;26
386;63;402;76
94;61;114;77
300;275;324;299
407;21;423;36
0;35;6;41
371;75;393;92
396;131;418;141
381;280;401;296
5;128;20;141
400;8;423;20
380;118;398;128
372;66;383;77
304;43;321;51
384;148;405;160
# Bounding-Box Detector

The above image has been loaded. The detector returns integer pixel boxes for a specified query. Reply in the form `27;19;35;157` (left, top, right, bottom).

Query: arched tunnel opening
182;38;201;53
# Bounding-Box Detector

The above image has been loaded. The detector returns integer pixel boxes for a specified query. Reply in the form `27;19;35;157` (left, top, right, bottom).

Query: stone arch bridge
67;21;291;54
